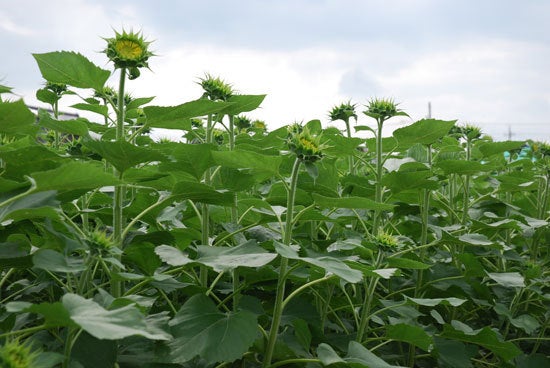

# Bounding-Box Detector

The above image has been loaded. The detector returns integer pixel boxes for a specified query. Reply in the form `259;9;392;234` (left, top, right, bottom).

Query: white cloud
0;12;34;36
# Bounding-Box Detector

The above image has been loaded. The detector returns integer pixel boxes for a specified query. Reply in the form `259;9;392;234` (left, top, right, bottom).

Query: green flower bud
0;340;40;368
329;101;357;122
198;73;234;101
364;98;406;121
104;29;153;71
287;124;327;163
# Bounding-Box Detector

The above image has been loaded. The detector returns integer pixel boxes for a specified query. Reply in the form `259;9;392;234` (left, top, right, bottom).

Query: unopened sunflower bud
104;29;153;71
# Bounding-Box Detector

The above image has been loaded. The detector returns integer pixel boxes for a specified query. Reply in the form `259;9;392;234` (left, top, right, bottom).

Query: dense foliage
0;30;548;368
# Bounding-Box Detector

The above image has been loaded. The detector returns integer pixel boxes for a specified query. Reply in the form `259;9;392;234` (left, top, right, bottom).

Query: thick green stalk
461;139;472;224
111;67;127;298
372;118;385;236
356;251;383;343
344;118;355;175
53;99;60;149
263;158;302;367
200;114;214;287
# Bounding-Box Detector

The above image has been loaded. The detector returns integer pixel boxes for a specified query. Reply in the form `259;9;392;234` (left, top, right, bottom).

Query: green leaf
434;337;476;368
382;170;439;193
387;257;431;270
0;191;60;224
168;294;258;364
126;96;155;110
36;88;60;105
486;272;525;288
441;323;521;361
436;160;495;175
155;245;193;267
33;249;86;273
196;240;277;272
33;51;110;91
274;242;362;283
222;94;266;116
71;332;118;368
345;340;403;367
144;99;232;130
387;323;433;351
5;300;74;328
62;293;171;340
313;193;394;211
31;161;121;192
38;114;90;137
407;297;466;307
478;141;524;157
0;84;13;94
156;241;277;272
172;181;234;205
83;139;165;173
0;100;38;137
211;149;282;174
317;343;346;365
158;142;216;180
70;103;108;117
393;119;456;147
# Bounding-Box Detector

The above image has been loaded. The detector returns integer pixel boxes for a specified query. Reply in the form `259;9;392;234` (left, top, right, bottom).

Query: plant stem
373;118;385;236
263;157;301;367
200;113;214;287
111;67;127;298
356;251;383;343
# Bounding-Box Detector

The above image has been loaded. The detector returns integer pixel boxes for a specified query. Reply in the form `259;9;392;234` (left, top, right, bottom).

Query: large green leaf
486;272;525;288
156;240;277;271
38;114;90;137
33;249;86;273
33;51;110;91
393;119;456;147
195;240;277;271
274;242;362;283
167;294;258;364
313;193;394;211
31;161;121;192
211;149;282;174
407;297;466;307
434;337;476;368
0;190;60;224
318;341;404;367
159;143;217;180
172;181;234;205
62;293;171;340
478;141;524;157
436;160;496;175
382;170;439;193
387;323;433;351
70;103;109;118
441;323;521;361
0;100;38;137
221;94;266;116
144;99;232;130
83;139;165;173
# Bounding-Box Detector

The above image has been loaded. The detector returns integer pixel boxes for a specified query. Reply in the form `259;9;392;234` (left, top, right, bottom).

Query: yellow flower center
115;39;143;60
299;137;318;152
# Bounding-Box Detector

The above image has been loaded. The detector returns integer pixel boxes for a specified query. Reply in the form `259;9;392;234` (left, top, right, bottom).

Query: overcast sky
1;0;549;140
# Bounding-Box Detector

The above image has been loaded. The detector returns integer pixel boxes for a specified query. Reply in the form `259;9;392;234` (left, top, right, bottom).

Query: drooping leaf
441;323;521;361
313;193;394;211
144;99;232;130
38;114;90;137
31;161;121;192
486;272;525;288
168;294;258;364
62;293;171;340
33;51;110;91
70;103;109;117
172;181;234;205
211;149;282;174
434;337;476;368
407;297;466;307
0;100;38;137
158;143;217;180
33;249;86;273
386;324;433;351
83;139;165;173
274;242;362;283
478;141;524;157
0;190;60;224
393;119;456;147
345;340;404;367
221;94;266;116
196;240;277;271
436;160;496;175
